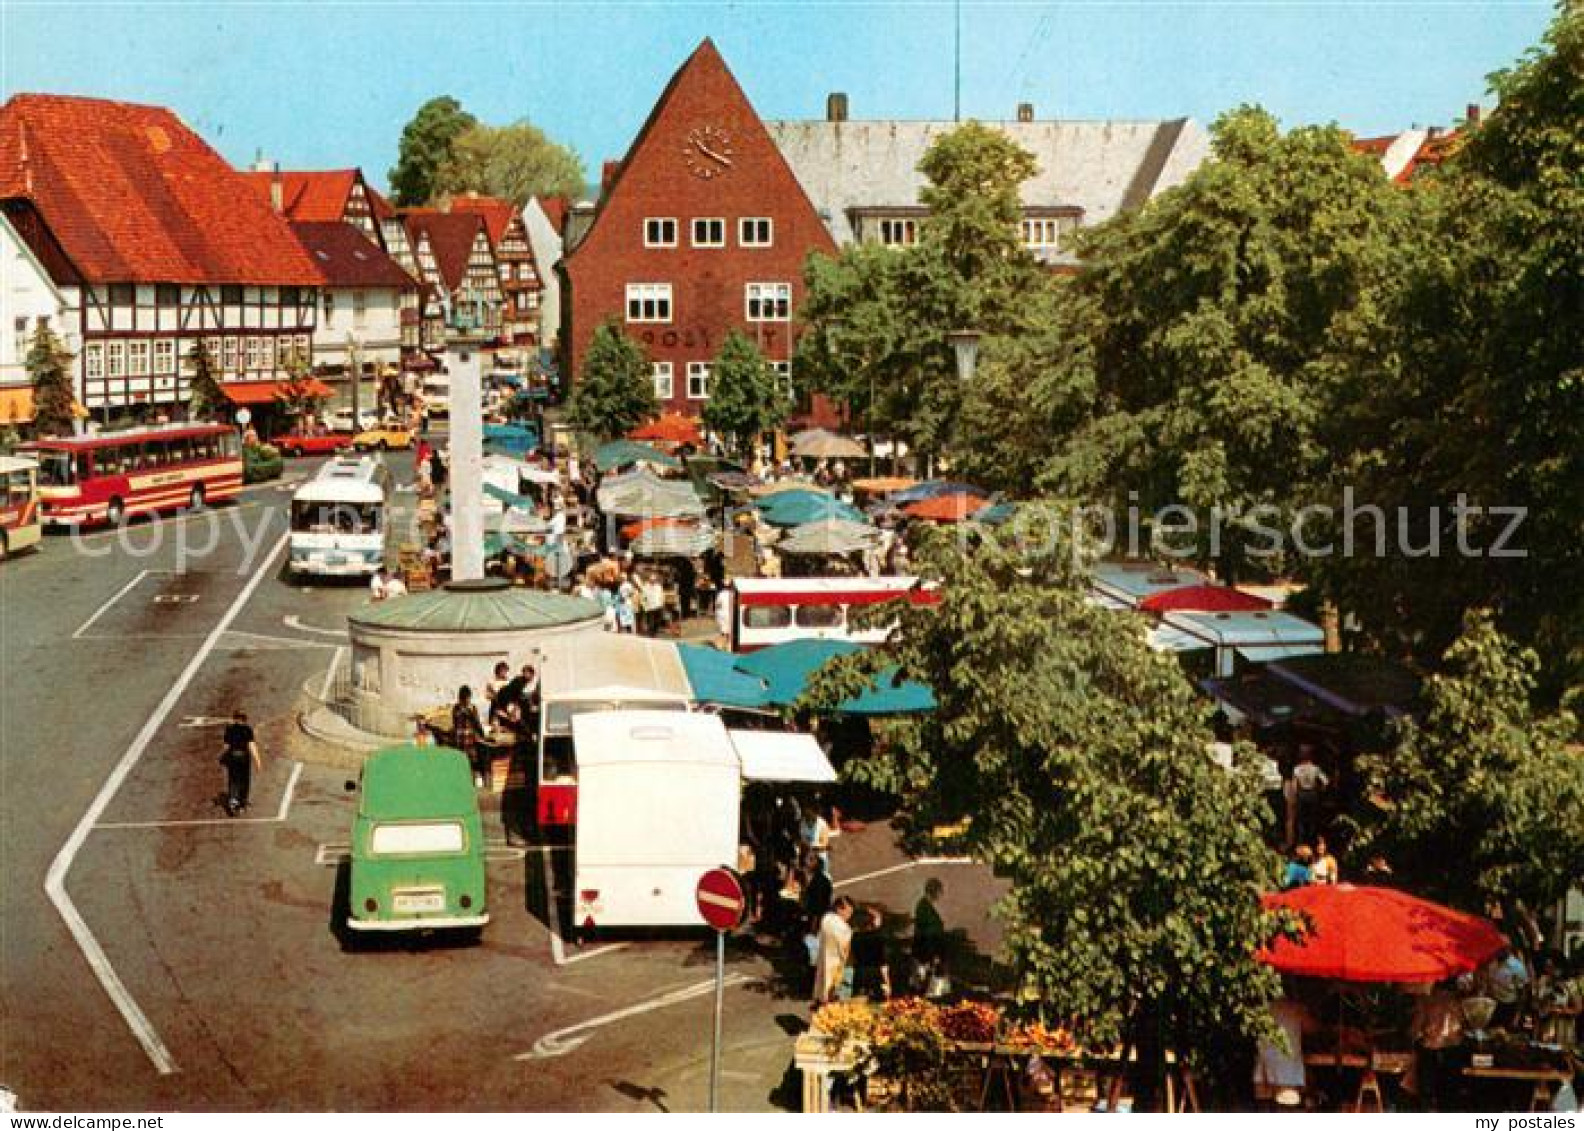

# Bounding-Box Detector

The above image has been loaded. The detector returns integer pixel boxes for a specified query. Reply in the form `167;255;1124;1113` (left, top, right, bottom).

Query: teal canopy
482;422;539;455
972;501;1018;526
676;644;772;710
732;639;936;714
484;482;537;511
595;439;680;472
757;493;868;528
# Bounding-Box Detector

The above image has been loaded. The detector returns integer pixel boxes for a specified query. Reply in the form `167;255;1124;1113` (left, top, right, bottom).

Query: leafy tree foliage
565;320;659;441
185;339;225;423
797;123;1058;462
27;322;76;437
389;96;478;207
434;120;586;207
805;515;1282;1099
701;330;786;457
1355;610;1584;921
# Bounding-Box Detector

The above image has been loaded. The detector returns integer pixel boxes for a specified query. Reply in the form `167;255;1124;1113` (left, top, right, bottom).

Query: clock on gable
682;125;734;180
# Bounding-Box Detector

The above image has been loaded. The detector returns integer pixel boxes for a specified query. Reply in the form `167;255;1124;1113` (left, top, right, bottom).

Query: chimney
1017;102;1035;123
827;92;849;123
269;161;284;214
1466;103;1482;127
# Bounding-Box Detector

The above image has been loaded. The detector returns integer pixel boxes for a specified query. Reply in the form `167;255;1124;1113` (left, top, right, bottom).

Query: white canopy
729;729;838;784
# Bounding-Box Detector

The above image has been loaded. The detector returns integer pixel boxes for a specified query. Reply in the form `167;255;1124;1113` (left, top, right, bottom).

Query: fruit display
936;1001;1000;1044
1004;1019;1079;1055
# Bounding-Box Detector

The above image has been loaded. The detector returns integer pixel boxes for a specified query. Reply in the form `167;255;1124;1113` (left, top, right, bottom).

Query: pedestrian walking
813;896;856;1005
219;710;261;816
911;877;947;993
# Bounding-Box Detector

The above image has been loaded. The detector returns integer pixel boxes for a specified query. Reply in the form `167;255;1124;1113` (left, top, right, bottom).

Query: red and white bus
23;423;244;528
0;456;42;560
728;576;940;652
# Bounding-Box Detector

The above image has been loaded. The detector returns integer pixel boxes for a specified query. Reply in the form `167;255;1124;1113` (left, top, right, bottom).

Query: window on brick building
643;218;678;248
739;218;773;247
653;361;674;400
626;283;673;323
692;218;725;248
745;282;791;322
686;361;711;400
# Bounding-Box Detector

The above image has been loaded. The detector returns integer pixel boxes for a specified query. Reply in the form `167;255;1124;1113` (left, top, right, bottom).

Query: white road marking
46;529;289;1075
514;974;759;1061
217;630;335;651
319;645;346;698
70;569;151;639
283;614;346;638
834;857;977;890
178;716;233;728
95;760;302;831
537;845;629;967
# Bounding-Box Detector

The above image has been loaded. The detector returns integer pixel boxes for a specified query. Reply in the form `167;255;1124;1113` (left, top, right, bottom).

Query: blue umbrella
733;639;935;714
758;494;868;527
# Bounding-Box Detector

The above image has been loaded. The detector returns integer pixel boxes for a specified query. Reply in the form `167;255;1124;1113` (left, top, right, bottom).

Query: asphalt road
0;451;1002;1112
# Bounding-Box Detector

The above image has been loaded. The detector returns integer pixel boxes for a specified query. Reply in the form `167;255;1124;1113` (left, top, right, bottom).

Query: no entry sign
695;867;747;931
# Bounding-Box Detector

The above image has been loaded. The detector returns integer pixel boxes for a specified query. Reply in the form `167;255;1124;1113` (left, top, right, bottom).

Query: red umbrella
903;491;989;523
1139;585;1272;613
630;413;701;445
1260;884;1506;984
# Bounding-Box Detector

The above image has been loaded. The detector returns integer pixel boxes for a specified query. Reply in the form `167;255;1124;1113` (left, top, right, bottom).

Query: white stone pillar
446;345;485;581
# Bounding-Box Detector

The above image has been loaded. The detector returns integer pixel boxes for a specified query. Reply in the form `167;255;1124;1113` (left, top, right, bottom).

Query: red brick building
560;39;836;417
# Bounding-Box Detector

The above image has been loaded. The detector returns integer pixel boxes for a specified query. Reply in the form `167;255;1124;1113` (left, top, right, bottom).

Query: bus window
37;451;77;486
5;470;28;506
743;605;792;630
221;432;241;458
195;435;216;460
167;438;192;464
794;604;845;629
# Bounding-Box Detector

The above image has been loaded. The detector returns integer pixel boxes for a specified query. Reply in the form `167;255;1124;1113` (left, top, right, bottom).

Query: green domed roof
350;579;602;633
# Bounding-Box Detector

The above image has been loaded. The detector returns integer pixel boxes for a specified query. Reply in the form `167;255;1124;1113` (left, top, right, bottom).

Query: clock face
683;125;734;180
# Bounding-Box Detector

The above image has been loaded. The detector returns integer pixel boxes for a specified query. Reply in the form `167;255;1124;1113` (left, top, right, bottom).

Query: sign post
695;867;747;1113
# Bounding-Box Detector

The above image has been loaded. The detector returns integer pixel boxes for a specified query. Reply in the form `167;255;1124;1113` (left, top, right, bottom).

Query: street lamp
947;328;981;383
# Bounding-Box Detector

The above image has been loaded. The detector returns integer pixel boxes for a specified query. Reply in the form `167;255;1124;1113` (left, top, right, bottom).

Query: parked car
351;423;413;452
345;745;488;939
422;376;451;419
328;406;381;433
274;430;352;457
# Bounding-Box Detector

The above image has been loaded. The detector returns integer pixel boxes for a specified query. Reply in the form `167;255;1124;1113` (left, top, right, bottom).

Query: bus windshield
36;451;79;487
291;502;382;534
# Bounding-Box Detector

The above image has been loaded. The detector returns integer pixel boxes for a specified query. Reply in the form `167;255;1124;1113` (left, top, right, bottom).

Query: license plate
393;891;444;914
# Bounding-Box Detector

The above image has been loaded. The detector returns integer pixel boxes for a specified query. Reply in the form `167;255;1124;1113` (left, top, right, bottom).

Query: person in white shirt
813;897;856;1005
369;568;390;601
383;573;407;599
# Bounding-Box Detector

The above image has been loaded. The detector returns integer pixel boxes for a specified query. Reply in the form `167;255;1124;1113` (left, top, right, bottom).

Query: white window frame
625;283;673;324
106;340;126;379
643;218;678;248
1021;217;1074;250
771;359;793;400
127;339;150;377
84;342;104;380
878;217;918;247
739;217;773;248
686;361;711;400
745;282;792;322
652;361;674;400
692;217;726;248
153;338;176;374
222;337;240;373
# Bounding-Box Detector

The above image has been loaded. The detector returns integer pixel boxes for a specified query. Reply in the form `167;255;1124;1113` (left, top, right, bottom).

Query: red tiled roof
402;209;488;291
0;93;321;285
290;221;415;289
366;186;396;221
241;169;359;223
537;195;569;232
447;194;518;246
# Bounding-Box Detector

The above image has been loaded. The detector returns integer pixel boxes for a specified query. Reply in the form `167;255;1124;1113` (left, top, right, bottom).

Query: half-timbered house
401;210;504;347
448;194;542;350
0;94;322;420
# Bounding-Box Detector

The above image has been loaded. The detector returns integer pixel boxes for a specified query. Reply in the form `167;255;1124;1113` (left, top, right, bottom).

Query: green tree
27;322;75;437
1030;106;1412;576
434;120;586;208
565;320;659;441
701;330;786;457
389;96;478;207
273;349;326;423
185;339;225;422
796;123;1057;463
805;513;1282;1102
1355;610;1584;924
1319;6;1584;692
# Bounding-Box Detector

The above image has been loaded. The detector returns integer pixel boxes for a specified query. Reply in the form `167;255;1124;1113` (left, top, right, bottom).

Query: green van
346;745;489;935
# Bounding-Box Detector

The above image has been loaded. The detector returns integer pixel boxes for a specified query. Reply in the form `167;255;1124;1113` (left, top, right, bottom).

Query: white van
288;455;392;578
572;711;836;930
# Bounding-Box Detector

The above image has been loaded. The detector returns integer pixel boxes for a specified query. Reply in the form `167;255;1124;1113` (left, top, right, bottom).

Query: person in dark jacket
219;710;262;817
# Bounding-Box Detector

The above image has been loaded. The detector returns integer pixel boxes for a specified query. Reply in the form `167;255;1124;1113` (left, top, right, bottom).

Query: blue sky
1;2;1556;193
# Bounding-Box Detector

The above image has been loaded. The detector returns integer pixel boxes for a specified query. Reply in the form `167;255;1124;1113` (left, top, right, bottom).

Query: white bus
288;455;392;579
